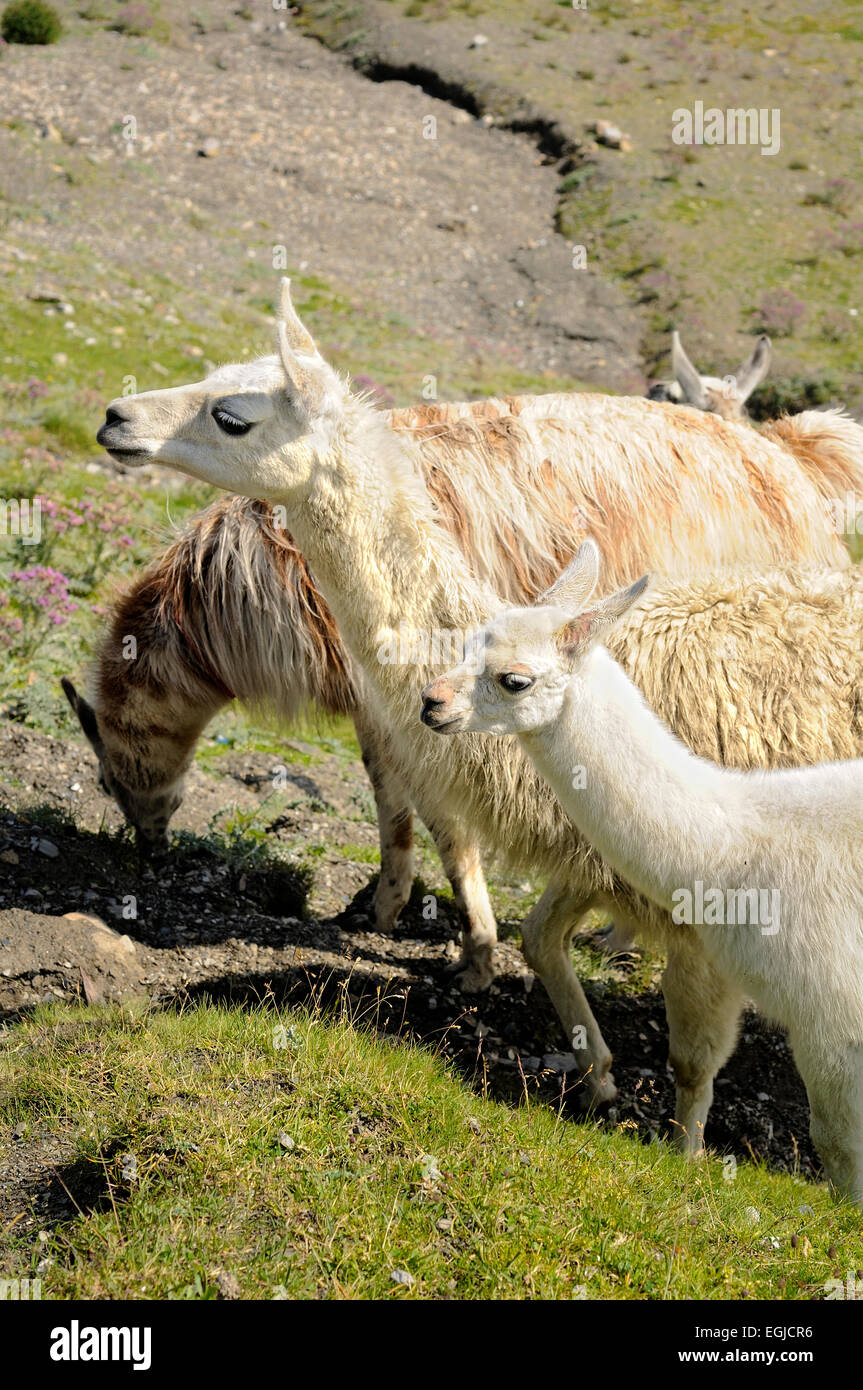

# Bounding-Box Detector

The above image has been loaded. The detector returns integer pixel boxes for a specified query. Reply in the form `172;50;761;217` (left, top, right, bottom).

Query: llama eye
212;407;252;436
499;672;533;694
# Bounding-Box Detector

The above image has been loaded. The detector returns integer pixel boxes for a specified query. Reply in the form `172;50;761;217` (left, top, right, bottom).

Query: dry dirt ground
0;7;642;395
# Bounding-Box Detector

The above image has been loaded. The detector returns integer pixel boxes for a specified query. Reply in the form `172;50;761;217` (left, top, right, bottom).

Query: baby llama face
421;540;648;738
420;606;579;736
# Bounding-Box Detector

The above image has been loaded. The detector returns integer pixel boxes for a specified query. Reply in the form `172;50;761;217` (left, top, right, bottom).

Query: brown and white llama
85;280;863;1137
647;331;772;421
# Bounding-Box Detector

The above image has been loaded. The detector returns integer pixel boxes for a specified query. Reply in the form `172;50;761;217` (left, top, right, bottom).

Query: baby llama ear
536;538;600;612
557;573;649;662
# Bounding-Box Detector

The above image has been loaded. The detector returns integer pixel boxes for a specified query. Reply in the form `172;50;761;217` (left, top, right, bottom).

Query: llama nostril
97;403;137;450
421;688;448;711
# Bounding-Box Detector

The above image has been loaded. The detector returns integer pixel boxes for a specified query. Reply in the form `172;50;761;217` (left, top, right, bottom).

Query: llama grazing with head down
648;331;772;421
421;538;863;1203
90;280;863;1128
61;494;423;935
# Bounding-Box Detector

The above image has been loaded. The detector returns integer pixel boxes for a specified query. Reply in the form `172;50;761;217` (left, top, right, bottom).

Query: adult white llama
420;539;863;1203
92;280;863;1120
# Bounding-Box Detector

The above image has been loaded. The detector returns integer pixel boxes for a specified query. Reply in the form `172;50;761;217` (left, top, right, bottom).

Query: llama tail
763;408;863;518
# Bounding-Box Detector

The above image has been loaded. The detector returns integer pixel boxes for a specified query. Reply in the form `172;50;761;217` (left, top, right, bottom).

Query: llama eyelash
212;407;251;435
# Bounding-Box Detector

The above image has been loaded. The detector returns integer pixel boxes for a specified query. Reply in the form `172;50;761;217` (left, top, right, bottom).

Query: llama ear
734;335;771;401
61;677;105;757
536;539;600;612
557;574;649;661
276;277;318;356
275;277;335;423
671;330;708;408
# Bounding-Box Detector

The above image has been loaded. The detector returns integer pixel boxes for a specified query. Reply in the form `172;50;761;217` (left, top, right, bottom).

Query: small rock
469;34;489;48
80;968;101;1004
467;1117;481;1136
390;1269;414;1286
0;850;19;865
520;1055;541;1072
37;840;59;858
592;119;630;150
277;1130;295;1151
744;1206;760;1226
436;1217;453;1232
198;138;220;158
543;1052;577;1074
212;1269;241;1300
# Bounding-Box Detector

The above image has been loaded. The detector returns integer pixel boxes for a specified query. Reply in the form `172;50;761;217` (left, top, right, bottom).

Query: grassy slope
2;1002;859;1300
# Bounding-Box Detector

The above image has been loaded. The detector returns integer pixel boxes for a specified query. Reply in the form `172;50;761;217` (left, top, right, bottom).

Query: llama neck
276;403;496;679
521;645;749;911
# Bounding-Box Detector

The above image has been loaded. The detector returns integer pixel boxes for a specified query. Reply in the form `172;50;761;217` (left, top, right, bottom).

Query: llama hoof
372;896;409;936
371;913;399;937
582;1071;618;1111
445;954;496;992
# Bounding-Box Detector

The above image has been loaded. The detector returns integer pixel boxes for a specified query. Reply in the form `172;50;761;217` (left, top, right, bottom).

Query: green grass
337;841;382;865
1;1001;860;1300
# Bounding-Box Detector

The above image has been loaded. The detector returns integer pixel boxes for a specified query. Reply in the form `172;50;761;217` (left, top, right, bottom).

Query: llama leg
790;1037;863;1206
352;709;415;933
521;879;616;1106
433;830;498;993
662;939;744;1155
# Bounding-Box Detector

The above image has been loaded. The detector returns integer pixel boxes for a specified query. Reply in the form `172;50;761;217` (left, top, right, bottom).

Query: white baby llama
421;539;863;1203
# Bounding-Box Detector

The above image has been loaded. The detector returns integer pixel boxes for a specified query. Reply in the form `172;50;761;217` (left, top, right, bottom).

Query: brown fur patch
391;814;414;851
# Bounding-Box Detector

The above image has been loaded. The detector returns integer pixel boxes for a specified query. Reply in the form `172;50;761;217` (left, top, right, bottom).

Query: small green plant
1;0;63;44
748;373;842;421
